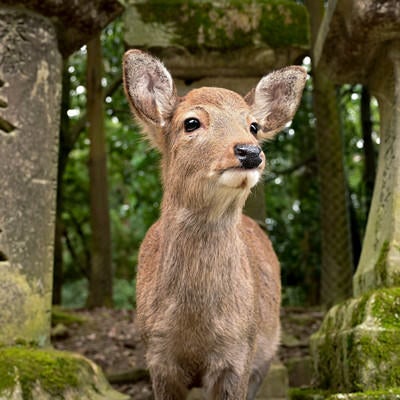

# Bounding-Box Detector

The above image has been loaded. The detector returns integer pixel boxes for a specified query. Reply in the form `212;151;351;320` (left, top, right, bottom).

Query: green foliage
61;19;162;299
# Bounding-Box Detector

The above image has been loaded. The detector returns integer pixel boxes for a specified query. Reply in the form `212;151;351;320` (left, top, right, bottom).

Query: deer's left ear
245;66;307;140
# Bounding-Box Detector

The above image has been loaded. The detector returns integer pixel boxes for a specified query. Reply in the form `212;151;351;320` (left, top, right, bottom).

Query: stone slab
123;0;309;79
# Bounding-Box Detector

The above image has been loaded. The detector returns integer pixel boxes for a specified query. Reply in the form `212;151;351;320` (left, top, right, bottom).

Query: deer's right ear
123;50;177;148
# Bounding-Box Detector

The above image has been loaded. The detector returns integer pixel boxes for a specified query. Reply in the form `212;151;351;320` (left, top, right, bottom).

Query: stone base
0;346;129;400
187;361;288;400
310;288;400;392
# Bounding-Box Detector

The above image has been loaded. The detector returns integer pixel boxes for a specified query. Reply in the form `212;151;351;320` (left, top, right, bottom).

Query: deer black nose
234;144;263;169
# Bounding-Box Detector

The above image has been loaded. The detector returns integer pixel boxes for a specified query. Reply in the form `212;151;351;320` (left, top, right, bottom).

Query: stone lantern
310;0;400;395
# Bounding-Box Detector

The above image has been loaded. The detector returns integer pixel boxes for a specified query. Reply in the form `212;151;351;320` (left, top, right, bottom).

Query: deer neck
158;196;246;301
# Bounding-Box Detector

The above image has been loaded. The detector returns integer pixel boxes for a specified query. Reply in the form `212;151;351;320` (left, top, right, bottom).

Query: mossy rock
310;288;400;393
0;346;129;400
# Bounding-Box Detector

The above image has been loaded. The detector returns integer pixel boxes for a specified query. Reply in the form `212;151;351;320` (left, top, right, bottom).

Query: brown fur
123;49;306;400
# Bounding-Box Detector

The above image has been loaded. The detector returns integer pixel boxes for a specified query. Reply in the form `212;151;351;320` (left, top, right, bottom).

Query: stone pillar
0;1;129;398
353;43;400;296
0;8;61;347
310;0;400;395
0;0;123;349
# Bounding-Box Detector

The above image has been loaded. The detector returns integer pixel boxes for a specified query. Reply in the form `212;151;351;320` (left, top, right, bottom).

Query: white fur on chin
218;169;260;189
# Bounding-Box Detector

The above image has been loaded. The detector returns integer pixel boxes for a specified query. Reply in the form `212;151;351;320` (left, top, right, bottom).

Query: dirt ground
52;307;324;399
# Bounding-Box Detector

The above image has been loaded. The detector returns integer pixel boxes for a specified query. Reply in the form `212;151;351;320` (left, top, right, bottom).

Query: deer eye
184;118;201;133
250;122;259;136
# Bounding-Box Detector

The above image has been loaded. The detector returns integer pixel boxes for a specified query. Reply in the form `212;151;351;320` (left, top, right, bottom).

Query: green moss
376;241;390;285
289;388;331;400
329;388;400;399
310;288;400;392
0;347;81;398
134;0;309;50
51;307;86;327
371;287;400;329
289;387;400;400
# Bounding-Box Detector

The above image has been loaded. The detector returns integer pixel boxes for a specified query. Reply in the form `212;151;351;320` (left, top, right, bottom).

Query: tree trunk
305;0;353;307
86;34;113;308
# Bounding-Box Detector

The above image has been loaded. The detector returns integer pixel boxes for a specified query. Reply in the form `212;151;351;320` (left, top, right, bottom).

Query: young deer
123;50;306;400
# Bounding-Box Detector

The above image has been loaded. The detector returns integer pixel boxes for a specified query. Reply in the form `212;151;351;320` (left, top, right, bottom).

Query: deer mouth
218;168;261;189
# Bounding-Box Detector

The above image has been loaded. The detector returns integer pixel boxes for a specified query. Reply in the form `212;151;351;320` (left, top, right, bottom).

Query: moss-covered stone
0;267;51;348
289;388;400;400
289;388;331;400
0;346;129;400
51;307;87;327
123;0;309;50
310;288;400;393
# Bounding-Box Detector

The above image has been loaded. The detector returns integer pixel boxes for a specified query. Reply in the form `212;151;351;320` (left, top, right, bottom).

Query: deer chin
218;168;261;190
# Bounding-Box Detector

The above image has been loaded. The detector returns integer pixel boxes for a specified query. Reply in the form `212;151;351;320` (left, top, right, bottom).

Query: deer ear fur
123;49;177;149
245;66;307;140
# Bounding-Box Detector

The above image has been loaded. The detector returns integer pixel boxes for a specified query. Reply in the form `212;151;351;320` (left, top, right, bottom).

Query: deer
123;49;306;400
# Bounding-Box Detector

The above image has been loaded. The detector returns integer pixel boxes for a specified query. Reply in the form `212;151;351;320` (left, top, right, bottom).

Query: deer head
123;50;307;218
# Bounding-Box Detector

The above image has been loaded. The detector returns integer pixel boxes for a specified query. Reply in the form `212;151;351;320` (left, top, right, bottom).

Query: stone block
310;288;400;392
123;0;309;80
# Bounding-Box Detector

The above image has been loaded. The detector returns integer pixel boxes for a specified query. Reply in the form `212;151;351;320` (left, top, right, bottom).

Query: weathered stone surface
0;0;124;56
0;8;61;346
310;288;400;392
353;42;400;295
0;347;129;399
314;0;400;84
123;0;309;79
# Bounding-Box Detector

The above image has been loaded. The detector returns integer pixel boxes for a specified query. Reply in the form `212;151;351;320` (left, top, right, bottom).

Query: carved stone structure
0;1;128;398
310;0;400;394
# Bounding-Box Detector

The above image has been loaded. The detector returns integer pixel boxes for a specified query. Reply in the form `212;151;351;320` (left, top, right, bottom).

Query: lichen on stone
126;0;309;50
310;288;400;392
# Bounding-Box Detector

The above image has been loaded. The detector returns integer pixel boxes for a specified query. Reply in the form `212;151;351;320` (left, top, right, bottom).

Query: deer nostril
234;144;262;169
